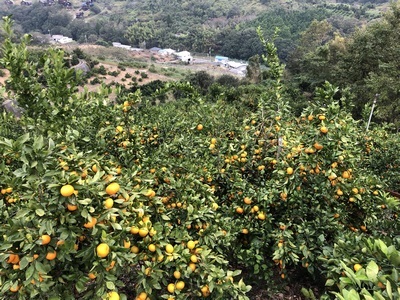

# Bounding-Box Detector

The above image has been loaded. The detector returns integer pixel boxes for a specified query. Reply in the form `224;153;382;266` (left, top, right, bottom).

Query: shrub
90;77;101;85
108;70;120;77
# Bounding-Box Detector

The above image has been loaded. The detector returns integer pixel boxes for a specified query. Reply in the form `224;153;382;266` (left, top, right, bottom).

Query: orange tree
1;17;399;300
0;17;251;300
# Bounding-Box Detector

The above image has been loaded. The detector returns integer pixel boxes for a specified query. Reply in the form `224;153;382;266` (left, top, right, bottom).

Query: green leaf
35;209;45;216
33;135;44;151
106;281;115;290
111;223;122;230
161;214;170;221
386;280;392;300
389;251;400;267
78;198;92;205
16;133;30;145
25;265;35;280
35;261;48;274
372;291;386;300
325;279;335;287
16;209;31;218
19;256;31;270
345;289;360;300
366;261;379;282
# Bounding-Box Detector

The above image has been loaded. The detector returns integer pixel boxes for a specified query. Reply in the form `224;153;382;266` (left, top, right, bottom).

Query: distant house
21;0;32;5
215;56;229;65
5;0;14;5
226;61;248;76
112;42;132;50
39;0;55;6
158;48;176;56
76;11;84;18
150;47;161;52
51;35;74;44
175;51;193;64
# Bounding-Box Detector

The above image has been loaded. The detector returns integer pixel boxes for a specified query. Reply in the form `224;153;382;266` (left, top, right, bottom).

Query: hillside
0;0;392;61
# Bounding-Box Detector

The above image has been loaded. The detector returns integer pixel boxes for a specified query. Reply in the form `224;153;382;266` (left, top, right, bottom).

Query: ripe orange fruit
60;184;74;197
190;254;198;263
377;281;386;289
167;283;175;293
258;212;266;220
7;254;20;264
130;245;140;254
144;189;156;198
96;243;110;258
41;234;51;245
130;226;139;234
201;285;210;297
123;240;131;249
67;203;78;211
106;260;116;271
107;291;120;300
88;272;97;280
187;240;196;250
320;126;328;134
137;292;147;300
236;207;244;214
196;124;203;131
9;285;20;292
313;142;323;150
353;263;362;272
342;171;350;179
173;270;181;279
106;182;120;195
286;167;294;175
188;262;196;272
148;244;156;252
83;217;97;228
46;251;57;261
243;197;252;205
280;192;287;201
175;281;185;291
242;228;249;234
165;244;174;254
307;115;314;121
104;198;114;209
138;228;149;238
